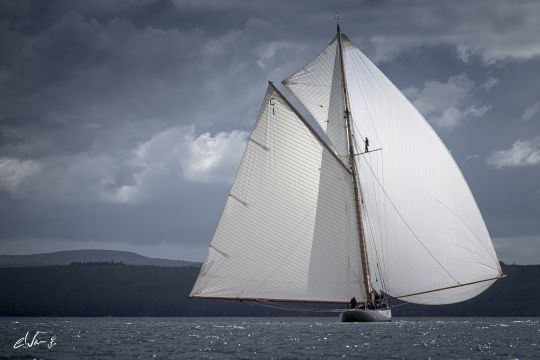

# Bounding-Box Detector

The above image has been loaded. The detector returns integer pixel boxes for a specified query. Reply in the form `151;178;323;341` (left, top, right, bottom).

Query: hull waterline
340;308;392;322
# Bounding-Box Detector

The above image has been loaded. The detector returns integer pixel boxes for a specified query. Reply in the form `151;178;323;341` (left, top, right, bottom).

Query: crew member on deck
364;137;369;153
350;296;357;309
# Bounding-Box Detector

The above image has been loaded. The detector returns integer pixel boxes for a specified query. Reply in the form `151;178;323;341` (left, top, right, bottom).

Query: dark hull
340;309;392;322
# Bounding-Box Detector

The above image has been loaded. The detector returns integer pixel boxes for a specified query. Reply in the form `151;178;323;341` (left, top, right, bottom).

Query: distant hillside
0;249;200;268
393;262;540;317
0;262;538;317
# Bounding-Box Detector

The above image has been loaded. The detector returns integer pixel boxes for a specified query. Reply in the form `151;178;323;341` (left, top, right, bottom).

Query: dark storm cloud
0;182;226;246
0;0;539;262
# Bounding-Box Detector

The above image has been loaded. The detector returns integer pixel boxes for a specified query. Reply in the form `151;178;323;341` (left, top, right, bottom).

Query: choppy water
1;317;538;359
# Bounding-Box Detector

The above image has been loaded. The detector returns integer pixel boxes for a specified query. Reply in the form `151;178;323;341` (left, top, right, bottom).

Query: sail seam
431;195;500;266
358;153;461;285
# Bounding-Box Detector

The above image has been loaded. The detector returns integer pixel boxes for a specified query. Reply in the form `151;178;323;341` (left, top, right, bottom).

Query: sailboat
189;24;503;322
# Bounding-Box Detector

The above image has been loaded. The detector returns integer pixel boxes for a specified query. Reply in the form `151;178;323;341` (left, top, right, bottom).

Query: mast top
335;13;340;33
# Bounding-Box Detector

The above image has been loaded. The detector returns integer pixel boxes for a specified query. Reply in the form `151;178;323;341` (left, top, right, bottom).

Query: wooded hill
0;262;537;317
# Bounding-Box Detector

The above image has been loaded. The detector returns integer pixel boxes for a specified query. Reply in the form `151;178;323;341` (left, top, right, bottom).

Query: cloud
521;101;540;121
0;127;247;204
254;40;299;70
463;154;480;163
481;77;499;91
0;11;274;160
181;128;248;183
113;126;247;203
486;137;540;169
364;1;540;64
0;0;539;262
0;158;42;195
403;73;490;128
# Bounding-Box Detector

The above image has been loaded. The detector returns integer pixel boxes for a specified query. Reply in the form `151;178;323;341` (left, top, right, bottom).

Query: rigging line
451;242;499;273
377;158;389;284
366;158;389;294
358;156;383;286
347;53;383;147
357;153;461;285
361;196;388;293
369;154;389;291
350;119;390;284
380;151;389;285
283;80;336;87
344;50;393;284
246;301;344;313
365;153;389;286
347;37;399;151
350;117;366;141
338;28;372;299
354;148;382;155
431;195;500;267
391;275;504;299
190;294;349;304
345;182;361;288
270;82;352;175
283;81;337;88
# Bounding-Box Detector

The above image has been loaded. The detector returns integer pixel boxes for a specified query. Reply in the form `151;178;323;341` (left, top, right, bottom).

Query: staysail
190;83;366;303
282;32;501;305
283;37;349;157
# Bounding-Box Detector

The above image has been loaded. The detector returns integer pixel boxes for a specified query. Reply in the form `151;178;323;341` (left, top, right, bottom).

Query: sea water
0;317;538;359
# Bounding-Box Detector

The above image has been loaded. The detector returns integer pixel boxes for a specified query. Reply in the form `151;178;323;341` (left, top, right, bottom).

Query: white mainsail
282;32;501;305
190;84;365;303
340;35;501;304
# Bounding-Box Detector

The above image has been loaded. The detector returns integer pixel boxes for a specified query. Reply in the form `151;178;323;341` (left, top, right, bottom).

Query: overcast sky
0;0;539;264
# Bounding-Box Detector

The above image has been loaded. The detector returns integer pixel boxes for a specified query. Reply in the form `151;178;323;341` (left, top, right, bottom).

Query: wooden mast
336;23;373;301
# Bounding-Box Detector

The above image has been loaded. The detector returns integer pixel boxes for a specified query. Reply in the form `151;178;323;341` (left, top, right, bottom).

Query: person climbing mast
364;137;369;153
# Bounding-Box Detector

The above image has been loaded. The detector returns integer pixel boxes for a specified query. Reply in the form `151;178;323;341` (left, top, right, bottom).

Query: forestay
190;84;366;303
339;35;501;304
